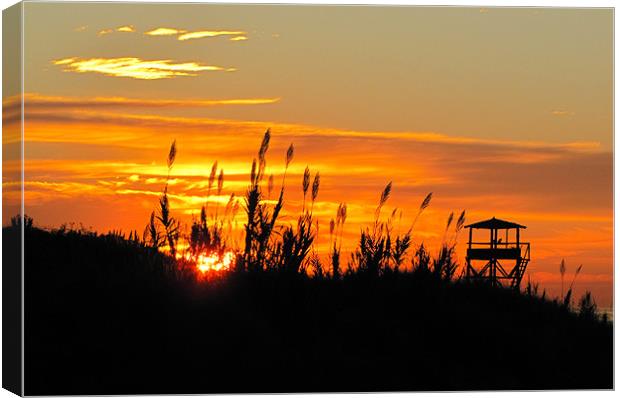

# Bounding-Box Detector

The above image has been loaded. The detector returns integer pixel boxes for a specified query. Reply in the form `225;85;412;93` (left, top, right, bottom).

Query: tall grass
144;132;455;281
562;262;583;309
188;160;232;262
329;203;347;279
242;130;294;272
432;210;466;281
349;183;434;277
578;291;598;320
139;130;604;321
143;140;180;256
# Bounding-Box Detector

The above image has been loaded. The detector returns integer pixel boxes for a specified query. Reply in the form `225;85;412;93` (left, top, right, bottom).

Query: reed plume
330;203;347;279
445;212;454;232
560;258;566;299
375;181;392;221
143;211;162;251
563;264;584;308
302;166;310;211
455;210;466;232
411;192;433;228
310;171;320;213
268;174;274;199
167;140;176;172
190;165;227;259
286;143;294;169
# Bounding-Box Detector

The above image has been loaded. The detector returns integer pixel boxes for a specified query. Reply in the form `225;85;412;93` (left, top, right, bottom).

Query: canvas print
2;2;613;395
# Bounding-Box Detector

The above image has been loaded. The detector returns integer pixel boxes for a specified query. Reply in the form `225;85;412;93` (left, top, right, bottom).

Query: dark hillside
18;225;612;394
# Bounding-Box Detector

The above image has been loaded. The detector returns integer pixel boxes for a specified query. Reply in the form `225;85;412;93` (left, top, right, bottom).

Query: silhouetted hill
16;225;611;394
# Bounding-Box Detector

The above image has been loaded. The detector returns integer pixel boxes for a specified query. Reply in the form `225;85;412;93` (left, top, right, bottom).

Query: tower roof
464;217;526;230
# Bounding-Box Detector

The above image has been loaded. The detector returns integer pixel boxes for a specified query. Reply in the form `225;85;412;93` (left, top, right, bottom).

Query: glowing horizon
5;93;612;306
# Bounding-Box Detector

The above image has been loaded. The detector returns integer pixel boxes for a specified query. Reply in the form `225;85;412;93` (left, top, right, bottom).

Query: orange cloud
52;57;235;80
16;105;602;153
4;93;280;112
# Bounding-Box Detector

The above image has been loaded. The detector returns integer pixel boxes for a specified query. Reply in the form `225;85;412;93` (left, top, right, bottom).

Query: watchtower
465;217;530;289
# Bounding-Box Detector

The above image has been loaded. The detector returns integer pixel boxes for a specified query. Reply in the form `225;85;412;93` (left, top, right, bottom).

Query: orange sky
2;4;613;307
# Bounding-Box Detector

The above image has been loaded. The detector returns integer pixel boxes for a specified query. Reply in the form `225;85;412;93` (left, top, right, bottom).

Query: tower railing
466;242;530;261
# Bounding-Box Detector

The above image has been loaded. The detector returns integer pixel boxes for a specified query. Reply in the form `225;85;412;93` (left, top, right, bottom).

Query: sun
176;247;236;276
194;251;235;273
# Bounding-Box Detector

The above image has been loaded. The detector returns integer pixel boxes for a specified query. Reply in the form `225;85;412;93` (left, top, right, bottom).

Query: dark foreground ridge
19;225;612;394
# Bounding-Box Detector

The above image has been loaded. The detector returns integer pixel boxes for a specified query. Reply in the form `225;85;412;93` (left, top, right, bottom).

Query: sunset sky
3;4;613;306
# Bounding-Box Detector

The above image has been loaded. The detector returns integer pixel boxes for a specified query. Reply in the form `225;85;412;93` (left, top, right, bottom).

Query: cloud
144;27;247;41
116;25;135;33
53;58;76;65
98;25;136;36
52;57;236;80
74;26;87;32
144;27;184;36
6;93;280;111
178;30;246;41
19;103;602;153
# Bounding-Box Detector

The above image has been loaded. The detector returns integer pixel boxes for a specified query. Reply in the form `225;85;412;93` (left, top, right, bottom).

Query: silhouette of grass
17;220;612;394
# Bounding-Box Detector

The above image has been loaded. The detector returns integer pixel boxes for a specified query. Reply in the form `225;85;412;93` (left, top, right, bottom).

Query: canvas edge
2;1;23;396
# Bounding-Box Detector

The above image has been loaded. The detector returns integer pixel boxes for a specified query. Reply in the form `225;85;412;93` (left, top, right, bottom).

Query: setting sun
183;250;235;273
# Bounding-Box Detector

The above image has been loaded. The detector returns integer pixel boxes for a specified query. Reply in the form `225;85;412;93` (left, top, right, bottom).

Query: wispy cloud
144;27;247;41
144;27;184;36
6;93;280;111
13;102;602;154
178;30;246;41
98;25;136;36
52;57;235;80
116;25;135;33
